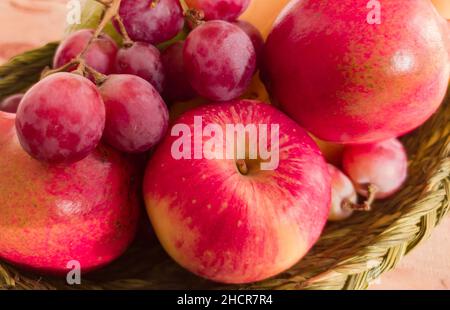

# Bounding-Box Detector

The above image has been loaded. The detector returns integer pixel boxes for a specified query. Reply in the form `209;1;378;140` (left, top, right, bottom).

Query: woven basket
0;43;449;290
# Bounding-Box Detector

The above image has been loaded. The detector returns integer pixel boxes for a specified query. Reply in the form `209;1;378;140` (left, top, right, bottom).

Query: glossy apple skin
0;112;140;275
143;100;331;284
263;0;450;143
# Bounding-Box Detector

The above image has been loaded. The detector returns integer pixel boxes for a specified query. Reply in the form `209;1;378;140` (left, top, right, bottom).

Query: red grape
186;0;250;21
0;94;23;113
118;0;184;45
15;73;105;163
115;42;165;93
233;20;264;68
183;21;256;101
99;74;169;153
53;29;118;75
343;138;408;199
327;164;357;222
161;41;197;102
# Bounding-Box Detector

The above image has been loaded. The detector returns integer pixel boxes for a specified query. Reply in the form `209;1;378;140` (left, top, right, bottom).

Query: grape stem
179;0;205;28
79;0;122;58
343;184;378;212
178;0;189;12
41;59;80;79
44;0;131;80
114;15;134;48
85;65;108;85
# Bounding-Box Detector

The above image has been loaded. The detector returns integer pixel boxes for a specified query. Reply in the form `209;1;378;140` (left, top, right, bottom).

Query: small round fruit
185;0;250;21
327;164;357;222
118;0;184;45
0;94;23;113
15;73;105;164
53;29;118;74
99;74;169;153
343;138;408;199
162;41;197;103
184;20;256;101
233;20;264;67
115;42;165;93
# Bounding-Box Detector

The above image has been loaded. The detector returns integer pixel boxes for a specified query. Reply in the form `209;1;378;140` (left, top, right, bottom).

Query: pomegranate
263;0;450;143
0;112;140;275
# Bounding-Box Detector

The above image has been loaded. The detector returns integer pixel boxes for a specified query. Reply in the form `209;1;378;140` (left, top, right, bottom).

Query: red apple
143;100;331;284
263;0;450;143
0;112;140;275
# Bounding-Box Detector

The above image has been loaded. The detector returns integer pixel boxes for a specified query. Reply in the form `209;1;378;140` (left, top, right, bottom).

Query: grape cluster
7;0;259;164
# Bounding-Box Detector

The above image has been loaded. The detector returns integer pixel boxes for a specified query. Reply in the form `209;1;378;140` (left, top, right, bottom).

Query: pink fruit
343;138;408;199
0;112;139;275
115;42;165;93
53;29;118;75
161;41;197;102
327;164;357;222
0;94;23;114
143;100;331;284
233;20;264;67
15;73;105;164
118;0;184;45
99;74;169;153
184;20;256;101
263;0;450;143
186;0;250;21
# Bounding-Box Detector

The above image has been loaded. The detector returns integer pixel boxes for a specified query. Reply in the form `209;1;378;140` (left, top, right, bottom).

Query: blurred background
1;0;450;290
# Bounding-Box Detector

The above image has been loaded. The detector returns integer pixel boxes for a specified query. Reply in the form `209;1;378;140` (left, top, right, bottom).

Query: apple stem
236;159;249;176
342;184;378;212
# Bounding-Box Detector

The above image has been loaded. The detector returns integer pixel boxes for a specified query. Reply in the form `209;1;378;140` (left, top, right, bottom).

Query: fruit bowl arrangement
0;0;449;290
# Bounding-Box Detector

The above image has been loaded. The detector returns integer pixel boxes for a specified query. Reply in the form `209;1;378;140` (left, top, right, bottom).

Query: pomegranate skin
0;112;140;275
263;0;450;143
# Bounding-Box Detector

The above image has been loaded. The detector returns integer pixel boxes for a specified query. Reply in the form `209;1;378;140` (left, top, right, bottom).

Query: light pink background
1;0;449;290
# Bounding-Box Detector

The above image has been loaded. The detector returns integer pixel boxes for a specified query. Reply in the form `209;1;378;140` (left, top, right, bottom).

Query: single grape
118;0;184;45
99;74;169;153
115;42;165;93
53;29;118;74
185;0;250;21
327;164;357;222
183;20;256;101
233;20;264;68
15;73;105;163
161;41;197;102
0;94;23;113
343;138;408;199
